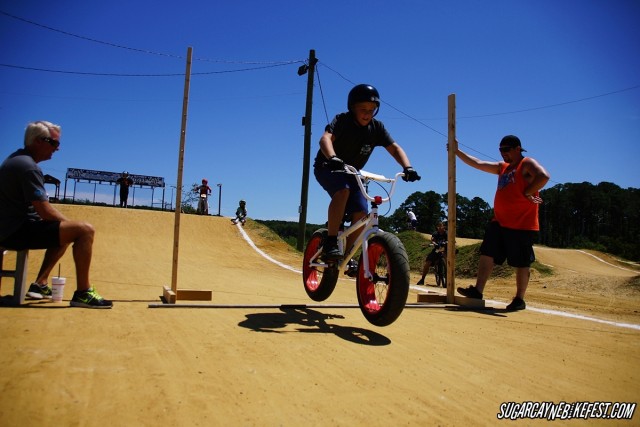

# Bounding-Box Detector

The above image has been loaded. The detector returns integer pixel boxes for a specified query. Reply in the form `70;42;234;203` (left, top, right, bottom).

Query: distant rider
416;221;447;286
194;178;212;215
231;199;247;225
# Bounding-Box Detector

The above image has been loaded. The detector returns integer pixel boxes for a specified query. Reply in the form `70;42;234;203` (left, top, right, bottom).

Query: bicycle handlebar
341;164;404;204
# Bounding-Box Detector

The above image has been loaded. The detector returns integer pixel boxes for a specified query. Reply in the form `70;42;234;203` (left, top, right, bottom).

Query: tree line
258;181;639;262
381;181;639;261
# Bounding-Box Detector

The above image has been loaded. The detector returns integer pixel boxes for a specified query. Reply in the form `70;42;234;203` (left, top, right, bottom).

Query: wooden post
162;47;212;304
170;47;192;298
446;94;485;308
447;94;457;304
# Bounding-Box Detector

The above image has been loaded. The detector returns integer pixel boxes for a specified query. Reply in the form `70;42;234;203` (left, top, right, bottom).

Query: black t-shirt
432;230;447;245
313;112;394;170
0;148;48;240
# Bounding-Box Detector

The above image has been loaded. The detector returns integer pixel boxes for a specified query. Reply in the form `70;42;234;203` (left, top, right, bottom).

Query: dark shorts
314;167;368;216
480;221;536;268
0;220;61;250
426;248;444;263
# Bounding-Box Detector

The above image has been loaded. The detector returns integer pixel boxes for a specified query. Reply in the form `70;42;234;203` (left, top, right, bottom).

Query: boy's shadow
238;305;391;346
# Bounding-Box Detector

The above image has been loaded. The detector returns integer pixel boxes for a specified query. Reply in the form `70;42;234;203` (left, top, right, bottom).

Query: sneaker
322;242;343;261
26;283;53;300
70;288;113;309
505;297;526;311
457;285;483;299
345;259;358;277
416;278;425;286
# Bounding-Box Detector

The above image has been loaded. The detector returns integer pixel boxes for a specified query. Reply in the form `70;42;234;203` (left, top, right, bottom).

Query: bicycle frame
308;165;404;280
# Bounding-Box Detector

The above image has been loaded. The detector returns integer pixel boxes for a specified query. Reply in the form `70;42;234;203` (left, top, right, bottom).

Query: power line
314;66;330;123
0;10;303;65
0;61;297;77
458;85;640;119
1;10;183;59
319;61;639;140
318;61;446;137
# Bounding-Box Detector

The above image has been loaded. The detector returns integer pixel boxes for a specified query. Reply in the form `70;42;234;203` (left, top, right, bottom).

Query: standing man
0;121;113;308
455;135;550;311
116;172;134;208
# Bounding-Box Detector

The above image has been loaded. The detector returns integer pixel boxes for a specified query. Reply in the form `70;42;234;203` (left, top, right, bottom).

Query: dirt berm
1;205;638;426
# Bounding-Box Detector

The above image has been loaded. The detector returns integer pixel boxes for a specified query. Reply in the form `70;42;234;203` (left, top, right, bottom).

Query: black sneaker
457;285;483;299
70;288;113;309
345;259;358;277
26;283;53;300
505;297;526;311
322;242;343;261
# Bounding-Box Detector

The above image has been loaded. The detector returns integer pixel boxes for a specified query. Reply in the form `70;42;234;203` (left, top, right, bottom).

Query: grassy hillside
251;221;554;278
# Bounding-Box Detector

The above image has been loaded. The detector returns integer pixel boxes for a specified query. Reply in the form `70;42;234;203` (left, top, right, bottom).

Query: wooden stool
0;248;30;305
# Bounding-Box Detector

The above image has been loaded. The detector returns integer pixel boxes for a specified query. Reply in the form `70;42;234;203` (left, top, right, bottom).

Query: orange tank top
493;159;539;231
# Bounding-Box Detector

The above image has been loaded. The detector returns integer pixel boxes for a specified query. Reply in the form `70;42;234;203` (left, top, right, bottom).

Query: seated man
0;121;112;308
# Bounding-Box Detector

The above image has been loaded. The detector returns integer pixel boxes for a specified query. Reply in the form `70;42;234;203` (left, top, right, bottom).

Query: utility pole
297;49;317;251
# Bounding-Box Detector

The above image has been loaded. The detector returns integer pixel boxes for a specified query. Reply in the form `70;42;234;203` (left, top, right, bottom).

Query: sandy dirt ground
1;205;638;426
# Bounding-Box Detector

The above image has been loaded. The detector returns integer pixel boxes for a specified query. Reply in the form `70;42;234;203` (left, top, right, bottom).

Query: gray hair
24;121;61;147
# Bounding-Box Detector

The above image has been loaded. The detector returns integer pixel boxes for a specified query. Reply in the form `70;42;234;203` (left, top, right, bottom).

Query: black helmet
348;84;380;116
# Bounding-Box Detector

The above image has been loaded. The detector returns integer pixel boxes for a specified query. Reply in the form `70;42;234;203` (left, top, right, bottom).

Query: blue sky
1;0;639;224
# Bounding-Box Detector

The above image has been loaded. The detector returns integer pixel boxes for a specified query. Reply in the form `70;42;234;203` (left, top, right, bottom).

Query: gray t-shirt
0;148;48;241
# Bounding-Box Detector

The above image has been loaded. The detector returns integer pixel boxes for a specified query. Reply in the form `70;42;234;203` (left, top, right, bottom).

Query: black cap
500;135;526;152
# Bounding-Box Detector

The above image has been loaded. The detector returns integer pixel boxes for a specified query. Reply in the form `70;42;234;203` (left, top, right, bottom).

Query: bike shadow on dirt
238;305;391;346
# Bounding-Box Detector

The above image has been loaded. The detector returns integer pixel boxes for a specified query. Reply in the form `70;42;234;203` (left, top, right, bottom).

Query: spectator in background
116;172;134;208
406;208;417;230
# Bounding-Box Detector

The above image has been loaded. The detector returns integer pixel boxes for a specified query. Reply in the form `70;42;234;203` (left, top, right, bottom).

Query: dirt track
1;205;638;426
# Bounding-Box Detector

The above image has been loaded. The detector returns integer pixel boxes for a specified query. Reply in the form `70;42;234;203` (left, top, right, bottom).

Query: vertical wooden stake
447;94;457;304
171;47;193;299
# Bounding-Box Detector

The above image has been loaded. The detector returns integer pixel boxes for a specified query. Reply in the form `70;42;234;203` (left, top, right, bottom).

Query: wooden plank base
162;286;212;304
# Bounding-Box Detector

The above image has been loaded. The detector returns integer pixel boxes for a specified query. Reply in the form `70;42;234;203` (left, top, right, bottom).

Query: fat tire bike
303;165;417;327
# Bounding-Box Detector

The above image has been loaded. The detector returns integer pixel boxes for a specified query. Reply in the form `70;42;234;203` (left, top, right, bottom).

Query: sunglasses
40;136;60;149
499;146;514;153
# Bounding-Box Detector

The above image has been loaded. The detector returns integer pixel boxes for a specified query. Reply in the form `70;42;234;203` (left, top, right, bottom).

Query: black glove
328;156;345;171
402;166;421;182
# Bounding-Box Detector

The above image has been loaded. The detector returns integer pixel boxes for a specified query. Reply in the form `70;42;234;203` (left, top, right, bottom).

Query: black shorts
0;220;61;250
314;167;368;216
426;248;444;263
480;221;536;268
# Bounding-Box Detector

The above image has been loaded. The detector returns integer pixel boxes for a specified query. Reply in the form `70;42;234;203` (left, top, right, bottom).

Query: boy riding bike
416;221;448;286
231;199;247;225
313;84;421;260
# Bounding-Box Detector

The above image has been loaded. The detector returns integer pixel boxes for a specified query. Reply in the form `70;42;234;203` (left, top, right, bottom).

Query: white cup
51;277;66;302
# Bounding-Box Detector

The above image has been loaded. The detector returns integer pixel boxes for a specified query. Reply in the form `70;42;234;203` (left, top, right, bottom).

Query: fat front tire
302;229;339;302
356;233;410;326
